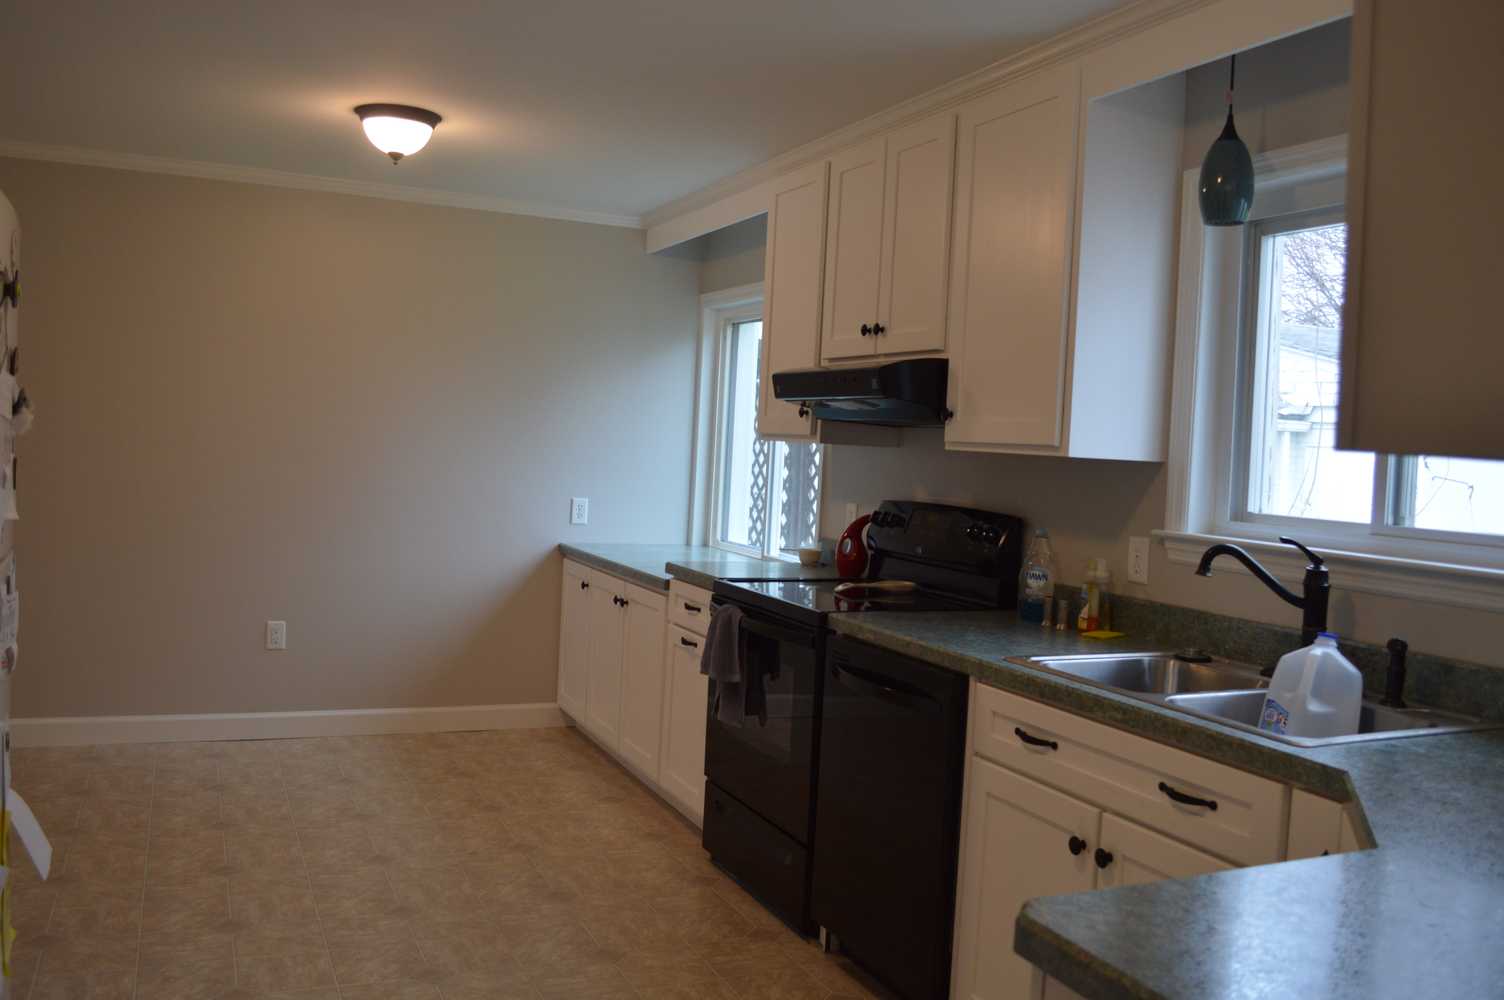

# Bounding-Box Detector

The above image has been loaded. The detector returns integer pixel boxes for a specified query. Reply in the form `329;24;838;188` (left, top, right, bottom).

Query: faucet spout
1194;536;1331;658
1194;543;1304;609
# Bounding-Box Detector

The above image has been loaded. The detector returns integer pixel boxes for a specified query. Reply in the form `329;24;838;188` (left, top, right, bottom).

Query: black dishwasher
812;634;970;1000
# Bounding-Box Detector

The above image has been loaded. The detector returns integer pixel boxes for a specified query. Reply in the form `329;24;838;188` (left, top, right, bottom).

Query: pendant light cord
1227;53;1237;109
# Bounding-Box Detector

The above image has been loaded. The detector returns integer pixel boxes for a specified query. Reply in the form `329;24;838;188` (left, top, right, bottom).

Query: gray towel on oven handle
700;603;746;725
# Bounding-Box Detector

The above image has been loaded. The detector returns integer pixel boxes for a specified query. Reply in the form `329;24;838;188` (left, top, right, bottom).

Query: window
1167;137;1504;602
702;290;822;558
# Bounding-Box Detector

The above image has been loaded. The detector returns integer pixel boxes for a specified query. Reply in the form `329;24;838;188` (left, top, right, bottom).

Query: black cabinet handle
860;324;872;336
580;580;589;590
620;597;629;608
1158;781;1218;811
680;636;699;649
798;404;810;418
1068;836;1087;856
872;323;886;335
1094;847;1114;870
683;602;702;614
1014;727;1058;751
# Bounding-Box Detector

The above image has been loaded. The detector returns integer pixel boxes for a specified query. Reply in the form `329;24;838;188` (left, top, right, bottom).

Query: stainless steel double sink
1025;652;1493;747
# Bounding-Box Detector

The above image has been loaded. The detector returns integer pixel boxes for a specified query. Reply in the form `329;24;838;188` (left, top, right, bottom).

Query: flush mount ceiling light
353;103;442;163
1198;54;1254;226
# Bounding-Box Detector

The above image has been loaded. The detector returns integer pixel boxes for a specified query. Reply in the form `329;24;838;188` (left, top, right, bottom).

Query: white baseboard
8;702;567;748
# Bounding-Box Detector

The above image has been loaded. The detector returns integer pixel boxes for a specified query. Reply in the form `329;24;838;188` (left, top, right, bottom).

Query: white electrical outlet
265;620;287;651
570;497;589;525
1127;536;1150;585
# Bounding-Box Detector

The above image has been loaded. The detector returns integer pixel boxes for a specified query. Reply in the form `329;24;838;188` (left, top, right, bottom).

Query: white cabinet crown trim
643;0;1351;251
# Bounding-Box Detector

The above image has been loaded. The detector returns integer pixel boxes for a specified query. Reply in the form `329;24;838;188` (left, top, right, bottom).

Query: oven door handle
830;662;934;709
738;616;818;649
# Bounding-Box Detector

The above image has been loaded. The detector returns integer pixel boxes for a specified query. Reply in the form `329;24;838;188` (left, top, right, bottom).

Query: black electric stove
701;500;1024;953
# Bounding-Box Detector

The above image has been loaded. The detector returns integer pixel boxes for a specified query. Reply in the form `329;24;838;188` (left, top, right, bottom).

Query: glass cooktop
718;578;987;617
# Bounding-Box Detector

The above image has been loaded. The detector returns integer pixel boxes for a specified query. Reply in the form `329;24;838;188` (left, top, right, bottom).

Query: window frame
1162;135;1504;610
692;284;823;559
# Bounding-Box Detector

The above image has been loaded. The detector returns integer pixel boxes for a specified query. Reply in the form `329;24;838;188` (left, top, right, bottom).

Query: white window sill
1156;530;1504;614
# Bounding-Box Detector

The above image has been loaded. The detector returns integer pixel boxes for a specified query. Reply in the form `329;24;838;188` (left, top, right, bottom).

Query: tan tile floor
6;727;895;1000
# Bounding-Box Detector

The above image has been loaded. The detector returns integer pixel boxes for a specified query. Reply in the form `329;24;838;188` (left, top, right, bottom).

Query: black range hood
772;358;950;428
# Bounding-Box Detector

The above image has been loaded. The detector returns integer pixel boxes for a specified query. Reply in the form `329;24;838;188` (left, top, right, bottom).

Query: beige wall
699;216;766;294
0;157;700;718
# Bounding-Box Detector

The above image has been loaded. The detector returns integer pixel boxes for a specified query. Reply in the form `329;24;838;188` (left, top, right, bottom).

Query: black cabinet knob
872;323;886;335
860;324;872;336
580;580;589;590
1094;848;1114;870
1068;836;1087;856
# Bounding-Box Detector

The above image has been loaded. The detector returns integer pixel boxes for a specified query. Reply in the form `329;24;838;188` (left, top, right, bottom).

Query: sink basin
1164;689;1491;747
1028;653;1268;696
1022;651;1496;746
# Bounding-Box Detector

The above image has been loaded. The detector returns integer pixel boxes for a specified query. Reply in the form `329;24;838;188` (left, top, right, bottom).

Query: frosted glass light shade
353;104;442;163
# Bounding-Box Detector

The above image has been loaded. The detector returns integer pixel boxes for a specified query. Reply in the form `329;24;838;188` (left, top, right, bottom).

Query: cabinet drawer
668;580;713;635
972;684;1286;866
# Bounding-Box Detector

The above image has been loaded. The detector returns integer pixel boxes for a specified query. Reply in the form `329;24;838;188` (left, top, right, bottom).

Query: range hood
772;358;949;428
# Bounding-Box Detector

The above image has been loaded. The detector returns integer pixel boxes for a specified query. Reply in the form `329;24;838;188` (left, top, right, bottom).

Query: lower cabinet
953;682;1277;1000
557;560;592;719
953;757;1096;1000
558;560;710;827
660;623;710;823
573;565;668;770
618;586;669;780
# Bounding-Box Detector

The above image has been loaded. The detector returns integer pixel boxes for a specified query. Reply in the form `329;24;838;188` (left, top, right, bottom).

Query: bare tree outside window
1278;224;1347;328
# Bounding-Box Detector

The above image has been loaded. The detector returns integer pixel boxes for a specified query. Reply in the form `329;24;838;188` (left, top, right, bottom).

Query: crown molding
641;0;1212;235
0;140;644;230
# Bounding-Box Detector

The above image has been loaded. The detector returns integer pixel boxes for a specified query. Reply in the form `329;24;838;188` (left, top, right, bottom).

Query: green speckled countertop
558;543;833;591
826;610;1504;1000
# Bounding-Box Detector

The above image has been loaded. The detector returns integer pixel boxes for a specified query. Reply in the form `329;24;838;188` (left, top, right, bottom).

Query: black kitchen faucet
1195;536;1331;675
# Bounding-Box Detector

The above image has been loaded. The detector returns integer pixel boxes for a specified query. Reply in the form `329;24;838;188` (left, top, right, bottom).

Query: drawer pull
1014;726;1058;751
680;636;699;649
580;580;589;590
683;602;703;614
1159;781;1218;811
1094;847;1114;870
1067;835;1087;856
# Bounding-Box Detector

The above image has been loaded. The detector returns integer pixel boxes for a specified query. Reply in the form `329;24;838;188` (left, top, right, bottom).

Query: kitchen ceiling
1;0;1131;222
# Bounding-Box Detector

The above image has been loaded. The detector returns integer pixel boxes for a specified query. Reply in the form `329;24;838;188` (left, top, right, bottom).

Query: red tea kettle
836;513;872;578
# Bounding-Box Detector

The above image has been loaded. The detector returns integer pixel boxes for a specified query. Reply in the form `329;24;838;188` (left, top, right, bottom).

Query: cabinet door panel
878;112;955;356
1339;0;1504;459
618;586;667;780
759;161;828;440
821;138;886;362
953;756;1098;1000
1095;813;1230;890
557;560;592;721
661;625;710;823
584;577;625;746
946;63;1080;451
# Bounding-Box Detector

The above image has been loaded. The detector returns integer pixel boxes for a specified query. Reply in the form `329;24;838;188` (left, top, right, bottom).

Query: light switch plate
1127;536;1150;585
570;497;589;525
265;620;287;651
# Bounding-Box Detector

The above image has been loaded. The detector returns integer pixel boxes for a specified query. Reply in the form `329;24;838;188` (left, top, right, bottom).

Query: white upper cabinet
820;137;887;362
758;161;829;440
1340;0;1504;460
945;63;1081;452
877;112;956;357
821;114;955;363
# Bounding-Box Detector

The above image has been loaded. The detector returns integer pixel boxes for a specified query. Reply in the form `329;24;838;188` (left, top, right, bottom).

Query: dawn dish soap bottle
1018;528;1055;625
1259;633;1363;739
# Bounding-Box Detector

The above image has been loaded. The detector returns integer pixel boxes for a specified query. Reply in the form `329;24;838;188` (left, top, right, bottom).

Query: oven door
703;601;823;845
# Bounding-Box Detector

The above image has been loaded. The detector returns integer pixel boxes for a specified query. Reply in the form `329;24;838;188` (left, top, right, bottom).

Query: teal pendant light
1198;54;1254;226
